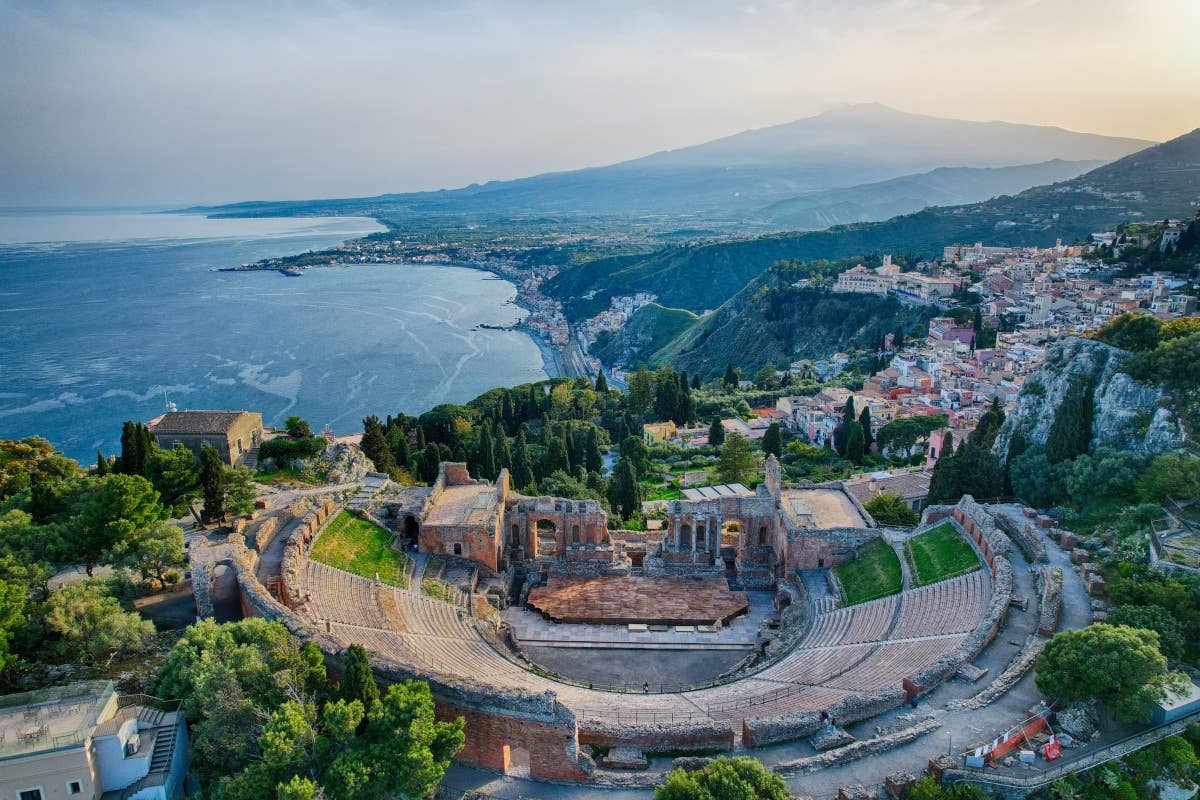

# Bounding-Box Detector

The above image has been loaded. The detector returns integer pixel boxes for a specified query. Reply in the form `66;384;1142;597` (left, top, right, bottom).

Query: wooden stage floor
527;575;749;626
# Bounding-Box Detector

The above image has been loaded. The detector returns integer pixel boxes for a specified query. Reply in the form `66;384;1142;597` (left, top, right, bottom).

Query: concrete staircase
148;721;177;773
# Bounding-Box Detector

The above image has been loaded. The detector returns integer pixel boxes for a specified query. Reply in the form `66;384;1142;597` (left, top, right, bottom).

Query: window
18;789;44;800
67;781;83;795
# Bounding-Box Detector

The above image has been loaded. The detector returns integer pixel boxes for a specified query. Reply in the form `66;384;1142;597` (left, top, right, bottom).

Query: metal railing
944;710;1200;791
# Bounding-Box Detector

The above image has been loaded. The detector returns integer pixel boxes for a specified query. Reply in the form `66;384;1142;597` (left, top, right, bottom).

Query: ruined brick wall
785;528;877;572
436;703;593;782
742;686;907;747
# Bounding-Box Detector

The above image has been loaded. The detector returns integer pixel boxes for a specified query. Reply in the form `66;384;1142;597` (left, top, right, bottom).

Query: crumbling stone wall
773;717;941;775
742;686;907;747
1036;566;1063;637
578;719;734;753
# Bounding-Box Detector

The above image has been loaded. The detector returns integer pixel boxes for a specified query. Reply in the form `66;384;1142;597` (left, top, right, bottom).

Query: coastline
221;253;574;381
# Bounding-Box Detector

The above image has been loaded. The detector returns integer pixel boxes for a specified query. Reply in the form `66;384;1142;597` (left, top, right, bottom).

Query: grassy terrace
310;510;409;588
834;538;903;606
905;521;980;586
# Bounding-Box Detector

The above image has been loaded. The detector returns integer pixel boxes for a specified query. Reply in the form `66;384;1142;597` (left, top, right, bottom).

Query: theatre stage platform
527;575;749;626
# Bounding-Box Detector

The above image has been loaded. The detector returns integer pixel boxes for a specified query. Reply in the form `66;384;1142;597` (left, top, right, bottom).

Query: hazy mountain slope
190;104;1149;220
589;303;700;367
756;159;1102;229
548;128;1200;318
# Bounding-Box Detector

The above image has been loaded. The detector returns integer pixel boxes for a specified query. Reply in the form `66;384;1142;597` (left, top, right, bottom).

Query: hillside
755;159;1102;230
594;264;935;378
187;104;1147;222
589;303;699;367
548;127;1200;318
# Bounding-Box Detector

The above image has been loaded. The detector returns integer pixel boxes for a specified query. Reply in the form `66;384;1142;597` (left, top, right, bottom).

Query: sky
1;0;1198;206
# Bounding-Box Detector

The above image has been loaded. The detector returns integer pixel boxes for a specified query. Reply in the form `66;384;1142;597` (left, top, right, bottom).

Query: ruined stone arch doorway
401;515;419;548
503;744;531;777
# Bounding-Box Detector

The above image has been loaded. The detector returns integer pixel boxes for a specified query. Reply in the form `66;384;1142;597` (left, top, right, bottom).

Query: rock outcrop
993;336;1185;460
318;441;373;483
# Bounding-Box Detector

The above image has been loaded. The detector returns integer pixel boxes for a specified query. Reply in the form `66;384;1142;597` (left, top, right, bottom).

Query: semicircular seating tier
291;552;992;729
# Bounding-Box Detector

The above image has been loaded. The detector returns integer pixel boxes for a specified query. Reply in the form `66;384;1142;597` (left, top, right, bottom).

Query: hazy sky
2;0;1198;206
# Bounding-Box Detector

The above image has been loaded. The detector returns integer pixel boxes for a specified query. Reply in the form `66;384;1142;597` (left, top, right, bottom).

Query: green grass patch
834;538;903;606
310;511;408;587
644;482;684;501
905;522;980;586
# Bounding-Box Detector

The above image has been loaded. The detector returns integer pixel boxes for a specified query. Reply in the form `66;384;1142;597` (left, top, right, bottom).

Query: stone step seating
301;561;389;630
802;594;899;648
888;572;988;640
759;643;875;686
824;637;964;691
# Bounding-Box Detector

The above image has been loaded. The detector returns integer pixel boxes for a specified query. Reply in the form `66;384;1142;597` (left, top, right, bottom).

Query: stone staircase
242;445;261;470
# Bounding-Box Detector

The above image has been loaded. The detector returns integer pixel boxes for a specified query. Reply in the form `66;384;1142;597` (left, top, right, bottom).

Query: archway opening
536;519;559;556
504;744;531;777
402;515;419;549
721;521;741;549
679;524;692;550
758;525;769;546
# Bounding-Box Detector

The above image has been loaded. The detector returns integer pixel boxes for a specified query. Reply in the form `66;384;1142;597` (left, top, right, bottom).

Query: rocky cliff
993;336;1185;460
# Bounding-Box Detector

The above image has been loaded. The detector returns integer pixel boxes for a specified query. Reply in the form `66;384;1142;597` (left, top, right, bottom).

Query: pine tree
95;450;110;476
199;444;226;522
845;421;866;464
762;423;783;459
512;431;535;491
477;420;496;480
595;370;609;394
709;418;725;448
858;407;874;453
341;643;379;712
361;416;396;473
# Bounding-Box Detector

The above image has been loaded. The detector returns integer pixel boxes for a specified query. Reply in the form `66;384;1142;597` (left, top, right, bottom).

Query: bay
0;210;548;461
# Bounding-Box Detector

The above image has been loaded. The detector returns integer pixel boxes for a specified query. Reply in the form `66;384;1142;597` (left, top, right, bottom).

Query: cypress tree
361;416;396;473
595;371;609;394
1046;378;1093;464
607;458;642;521
527;384;540;420
419;446;440;483
842;397;857;427
495;429;512;473
926;432;960;504
723;362;739;388
584;426;603;474
691;373;701;390
763;422;783;459
95;450;110;476
858;406;874;453
709;418;725;448
477;420;496;480
341;643;379;712
845;421;866;464
512;431;535;491
544;434;570;477
136;423;154;474
199;443;226;522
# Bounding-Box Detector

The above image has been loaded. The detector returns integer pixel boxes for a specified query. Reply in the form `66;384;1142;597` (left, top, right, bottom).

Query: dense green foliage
1035;623;1179;722
656;756;790;800
158;618;466;798
863;493;919;527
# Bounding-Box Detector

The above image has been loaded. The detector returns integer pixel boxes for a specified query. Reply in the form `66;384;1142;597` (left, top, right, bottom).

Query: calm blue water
0;210;548;461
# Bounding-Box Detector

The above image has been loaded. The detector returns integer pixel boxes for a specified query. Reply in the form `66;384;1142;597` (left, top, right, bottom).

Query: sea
0;208;548;461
